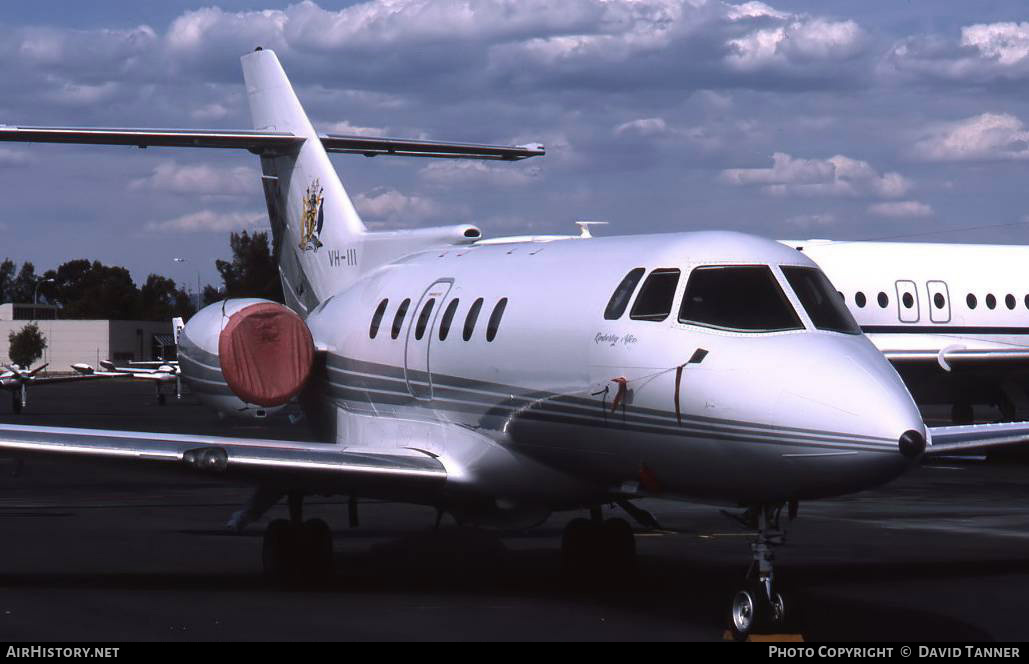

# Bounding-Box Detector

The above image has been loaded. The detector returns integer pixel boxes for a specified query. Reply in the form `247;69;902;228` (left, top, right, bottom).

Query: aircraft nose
898;429;926;459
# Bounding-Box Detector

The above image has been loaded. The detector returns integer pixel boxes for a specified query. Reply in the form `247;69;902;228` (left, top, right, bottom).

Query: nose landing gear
728;504;791;641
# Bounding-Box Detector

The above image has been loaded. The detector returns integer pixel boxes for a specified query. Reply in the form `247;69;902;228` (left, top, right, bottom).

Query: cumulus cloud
0;148;31;167
353;187;459;226
785;212;836;228
614;117;668;136
721;153;910;198
419;160;539;187
912;113;1029;162
129;161;260;195
867;201;933;218
725;17;866;72
885;21;1029;83
144;209;265;233
321;120;388;136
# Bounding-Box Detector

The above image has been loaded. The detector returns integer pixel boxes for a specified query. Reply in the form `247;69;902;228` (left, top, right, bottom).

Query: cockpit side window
629;269;681;321
679;265;803;333
780;266;861;335
604;268;645;320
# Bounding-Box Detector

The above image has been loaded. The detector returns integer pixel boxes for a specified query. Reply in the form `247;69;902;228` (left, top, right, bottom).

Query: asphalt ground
0;380;1027;641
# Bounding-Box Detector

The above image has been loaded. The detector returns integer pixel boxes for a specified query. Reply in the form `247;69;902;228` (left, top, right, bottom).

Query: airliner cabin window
855;292;866;308
679;266;803;333
968;294;977;309
902;292;914;309
1025;295;1029;310
987;294;997;310
1006;294;1016;310
878;292;889;308
463;298;484;341
604;268;646;320
439;299;460;341
369;298;389;339
934;293;945;309
781;266;861;335
414;298;435;340
630;269;681;321
486;298;508;342
391;298;411;339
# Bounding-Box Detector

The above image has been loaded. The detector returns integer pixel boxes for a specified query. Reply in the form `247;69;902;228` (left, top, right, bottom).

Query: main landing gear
261;491;334;583
728;504;791;641
560;507;636;580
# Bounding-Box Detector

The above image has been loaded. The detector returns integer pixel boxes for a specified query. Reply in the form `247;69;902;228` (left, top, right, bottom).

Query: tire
728;582;768;642
561;518;595;577
302;518;334;579
603;518;636;570
262;519;295;580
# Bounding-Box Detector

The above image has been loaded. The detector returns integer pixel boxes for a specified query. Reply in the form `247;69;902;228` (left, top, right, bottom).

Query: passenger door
404;279;453;400
926;280;951;324
895;280;920;323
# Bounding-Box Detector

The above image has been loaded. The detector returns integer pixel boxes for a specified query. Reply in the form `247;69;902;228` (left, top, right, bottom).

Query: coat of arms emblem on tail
299;179;324;251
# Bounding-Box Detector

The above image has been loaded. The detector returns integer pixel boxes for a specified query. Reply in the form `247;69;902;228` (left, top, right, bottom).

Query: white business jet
790;240;1029;424
0;49;1024;639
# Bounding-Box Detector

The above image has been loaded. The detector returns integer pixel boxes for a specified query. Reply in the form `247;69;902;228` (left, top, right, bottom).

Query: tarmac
0;380;1027;641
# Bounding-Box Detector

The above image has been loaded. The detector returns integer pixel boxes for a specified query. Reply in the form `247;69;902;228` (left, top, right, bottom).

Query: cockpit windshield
780;266;861;335
679;265;803;333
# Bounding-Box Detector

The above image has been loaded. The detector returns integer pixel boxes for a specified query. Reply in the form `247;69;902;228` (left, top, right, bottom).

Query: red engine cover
218;302;315;407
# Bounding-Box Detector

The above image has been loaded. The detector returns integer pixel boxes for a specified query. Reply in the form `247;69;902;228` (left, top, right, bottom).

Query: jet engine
177;298;315;419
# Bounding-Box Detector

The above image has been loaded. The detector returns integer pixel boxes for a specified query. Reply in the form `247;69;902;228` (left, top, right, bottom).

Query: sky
2;0;1029;292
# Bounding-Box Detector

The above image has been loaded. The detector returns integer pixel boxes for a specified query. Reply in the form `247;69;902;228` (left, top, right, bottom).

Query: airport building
0;303;174;370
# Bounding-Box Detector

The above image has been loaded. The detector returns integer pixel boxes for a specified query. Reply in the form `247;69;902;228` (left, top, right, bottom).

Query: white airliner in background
791;240;1029;424
0;49;1026;639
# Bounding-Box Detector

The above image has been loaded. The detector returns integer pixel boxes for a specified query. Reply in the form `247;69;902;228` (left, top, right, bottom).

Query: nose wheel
727;504;791;641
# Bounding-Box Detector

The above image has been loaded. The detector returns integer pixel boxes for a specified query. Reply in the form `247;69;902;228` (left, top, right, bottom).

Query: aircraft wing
884;348;1029;368
927;422;1029;456
0;126;303;151
0;423;445;492
0;126;544;160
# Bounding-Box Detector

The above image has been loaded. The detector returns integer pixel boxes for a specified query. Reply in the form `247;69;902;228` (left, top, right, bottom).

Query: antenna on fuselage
575;220;608;238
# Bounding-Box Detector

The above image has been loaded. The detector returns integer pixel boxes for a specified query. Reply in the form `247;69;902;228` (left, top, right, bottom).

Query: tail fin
242;48;366;314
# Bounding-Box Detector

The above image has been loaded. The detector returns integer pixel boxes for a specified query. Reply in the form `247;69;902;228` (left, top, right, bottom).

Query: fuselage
290;230;922;512
792;240;1029;408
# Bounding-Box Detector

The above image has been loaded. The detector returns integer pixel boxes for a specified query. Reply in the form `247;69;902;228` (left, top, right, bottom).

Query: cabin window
1025;294;1029;310
877;292;889;308
630;269;681;321
414;298;435;340
933;293;945;309
439;299;460;341
369;298;388;339
391;298;411;339
781;266;861;335
1006;294;1016;310
463;298;484;341
987;294;997;310
486;298;508;342
855;292;866;308
679;265;803;333
604;268;646;320
967;294;977;309
902;292;914;309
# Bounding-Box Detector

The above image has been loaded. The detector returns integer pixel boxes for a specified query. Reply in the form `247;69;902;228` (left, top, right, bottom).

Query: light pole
172;257;201;312
33;277;54;311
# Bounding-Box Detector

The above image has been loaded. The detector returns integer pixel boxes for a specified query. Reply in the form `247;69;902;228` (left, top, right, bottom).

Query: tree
215;231;283;302
202;284;223;307
43;260;142;319
8;323;46;368
140;274;196;321
10;262;37;303
0;259;15;303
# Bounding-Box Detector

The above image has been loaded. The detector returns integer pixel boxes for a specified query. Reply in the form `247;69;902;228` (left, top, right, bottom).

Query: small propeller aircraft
71;360;180;405
0;363;105;414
